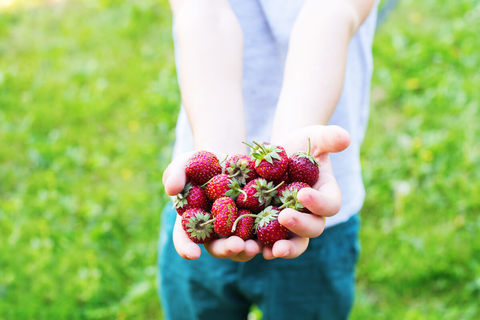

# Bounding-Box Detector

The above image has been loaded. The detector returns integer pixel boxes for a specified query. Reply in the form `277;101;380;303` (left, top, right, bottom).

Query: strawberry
173;183;209;216
256;207;289;247
181;208;215;243
236;178;284;213
231;206;288;247
224;154;258;186
185;151;222;185
278;170;291;184
211;197;239;236
205;174;244;202
233;209;255;240
272;182;288;207
247;142;289;181
288;139;319;187
279;182;311;213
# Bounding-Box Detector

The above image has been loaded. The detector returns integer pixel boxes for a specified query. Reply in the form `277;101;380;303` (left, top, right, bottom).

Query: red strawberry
272;182;288;206
173;183;209;215
185;151;222;185
211;197;239;236
236;178;284;213
277;170;290;185
181;208;215;243
247;142;289;181
288;139;319;187
224;154;258;185
205;174;244;202
279;182;311;213
255;207;288;247
233;209;255;240
232;206;288;247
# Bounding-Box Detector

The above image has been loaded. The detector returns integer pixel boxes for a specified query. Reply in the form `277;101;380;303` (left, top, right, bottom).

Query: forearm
173;0;246;155
272;0;375;141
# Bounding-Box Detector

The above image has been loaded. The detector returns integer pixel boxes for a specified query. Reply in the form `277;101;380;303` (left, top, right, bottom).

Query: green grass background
0;0;479;319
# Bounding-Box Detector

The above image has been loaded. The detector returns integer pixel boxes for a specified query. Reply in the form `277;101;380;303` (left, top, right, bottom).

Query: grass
0;0;479;319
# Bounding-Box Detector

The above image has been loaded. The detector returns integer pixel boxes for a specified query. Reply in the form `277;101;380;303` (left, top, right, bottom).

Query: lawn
0;0;479;319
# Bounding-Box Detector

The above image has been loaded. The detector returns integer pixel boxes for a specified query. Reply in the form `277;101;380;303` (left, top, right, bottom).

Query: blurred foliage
0;0;479;319
355;0;480;319
0;0;177;318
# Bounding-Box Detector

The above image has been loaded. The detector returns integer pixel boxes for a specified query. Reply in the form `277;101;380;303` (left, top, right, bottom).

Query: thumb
306;125;350;155
162;152;193;196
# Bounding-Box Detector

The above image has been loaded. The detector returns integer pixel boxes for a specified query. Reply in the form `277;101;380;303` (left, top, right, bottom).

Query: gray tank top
173;0;378;228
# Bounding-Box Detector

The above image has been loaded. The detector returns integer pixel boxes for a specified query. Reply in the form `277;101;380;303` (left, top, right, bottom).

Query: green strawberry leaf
271;152;281;161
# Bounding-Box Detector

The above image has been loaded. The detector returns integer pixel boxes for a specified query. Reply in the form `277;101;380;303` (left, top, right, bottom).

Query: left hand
265;125;350;259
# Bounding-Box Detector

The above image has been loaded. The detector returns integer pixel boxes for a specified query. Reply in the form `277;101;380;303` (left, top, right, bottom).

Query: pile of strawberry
174;141;319;247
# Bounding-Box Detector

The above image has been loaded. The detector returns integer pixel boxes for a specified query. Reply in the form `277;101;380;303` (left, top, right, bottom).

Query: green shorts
158;206;360;320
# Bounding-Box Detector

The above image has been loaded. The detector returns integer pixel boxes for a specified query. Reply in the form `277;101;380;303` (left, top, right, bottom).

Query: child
160;0;378;319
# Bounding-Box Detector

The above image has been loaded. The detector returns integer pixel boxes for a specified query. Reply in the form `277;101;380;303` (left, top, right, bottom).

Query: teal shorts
158;206;360;320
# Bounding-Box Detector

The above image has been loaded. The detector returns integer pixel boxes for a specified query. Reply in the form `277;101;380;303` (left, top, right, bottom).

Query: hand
162;152;262;262
162;125;349;261
264;125;350;259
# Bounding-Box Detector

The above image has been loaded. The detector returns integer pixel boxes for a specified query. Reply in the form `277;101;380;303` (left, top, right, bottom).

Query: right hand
162;152;263;262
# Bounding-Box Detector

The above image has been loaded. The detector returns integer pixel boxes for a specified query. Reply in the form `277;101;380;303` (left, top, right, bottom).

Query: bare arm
272;0;376;139
165;0;261;261
172;0;246;155
265;0;375;259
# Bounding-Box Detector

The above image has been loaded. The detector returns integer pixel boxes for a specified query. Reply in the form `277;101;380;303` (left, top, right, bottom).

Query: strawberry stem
307;138;311;156
231;213;259;233
201;175;217;188
239;189;248;202
242;141;255;150
253;141;267;154
220;154;228;165
228;171;241;178
279;200;294;209
266;181;284;194
200;218;216;227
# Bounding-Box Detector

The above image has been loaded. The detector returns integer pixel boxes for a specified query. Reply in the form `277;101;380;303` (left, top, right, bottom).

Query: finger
278;208;326;238
306;125;350;156
271;237;309;259
231;240;262;262
204;236;245;259
262;246;275;260
163;152;193;196
172;215;202;260
298;183;341;217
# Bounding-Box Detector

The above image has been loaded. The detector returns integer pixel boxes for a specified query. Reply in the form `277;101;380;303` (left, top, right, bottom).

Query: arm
266;0;375;259
164;0;261;261
173;0;246;155
272;0;376;137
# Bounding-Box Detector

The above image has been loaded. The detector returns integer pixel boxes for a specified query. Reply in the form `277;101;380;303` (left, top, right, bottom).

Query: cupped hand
162;152;262;262
264;125;350;259
162;125;349;261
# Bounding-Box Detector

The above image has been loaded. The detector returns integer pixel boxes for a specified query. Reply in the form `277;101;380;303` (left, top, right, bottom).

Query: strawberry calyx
184;210;215;242
231;205;280;233
252;179;284;206
254;206;280;228
244;141;283;166
173;183;193;209
225;156;254;185
279;188;305;212
224;178;245;200
293;138;318;166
